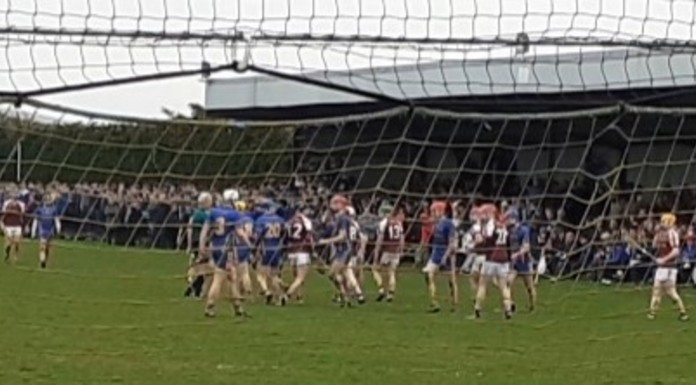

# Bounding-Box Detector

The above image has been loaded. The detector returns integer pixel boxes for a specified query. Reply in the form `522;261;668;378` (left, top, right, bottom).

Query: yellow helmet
660;213;676;227
234;200;248;211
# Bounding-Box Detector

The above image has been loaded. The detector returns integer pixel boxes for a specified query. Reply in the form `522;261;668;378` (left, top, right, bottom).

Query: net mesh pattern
2;100;696;286
3;0;696;101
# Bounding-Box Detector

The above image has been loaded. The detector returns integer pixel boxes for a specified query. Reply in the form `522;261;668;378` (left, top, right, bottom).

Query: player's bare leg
329;261;350;306
664;286;688;321
344;266;365;304
521;274;537;312
473;275;489;319
269;267;287;305
425;270;440;312
469;270;481;306
205;268;227;317
495;275;513;319
448;271;459;312
237;262;253;297
39;241;50;269
386;264;398;301
507;270;518;312
226;265;247;316
648;285;662;319
286;264;309;303
372;265;385;299
256;266;270;300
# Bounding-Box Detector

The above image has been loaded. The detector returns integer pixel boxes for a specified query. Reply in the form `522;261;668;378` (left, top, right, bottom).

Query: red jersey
379;217;404;253
1;199;25;227
287;214;313;254
484;223;510;263
655;228;679;267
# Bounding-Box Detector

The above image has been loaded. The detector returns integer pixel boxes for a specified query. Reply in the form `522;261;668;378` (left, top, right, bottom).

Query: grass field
0;241;693;385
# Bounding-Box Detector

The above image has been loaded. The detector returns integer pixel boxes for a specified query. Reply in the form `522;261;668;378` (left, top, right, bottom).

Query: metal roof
205;48;696;110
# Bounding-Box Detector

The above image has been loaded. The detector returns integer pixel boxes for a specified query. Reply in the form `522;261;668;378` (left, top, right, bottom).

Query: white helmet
198;192;212;204
222;188;240;202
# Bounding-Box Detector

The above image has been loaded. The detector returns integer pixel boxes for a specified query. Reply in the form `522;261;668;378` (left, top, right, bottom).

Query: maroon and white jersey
287;214;313;254
1;199;25;227
655;228;679;267
483;222;510;263
379;217;404;253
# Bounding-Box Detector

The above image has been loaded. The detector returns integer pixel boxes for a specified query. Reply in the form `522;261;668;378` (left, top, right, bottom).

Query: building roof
205;48;696;113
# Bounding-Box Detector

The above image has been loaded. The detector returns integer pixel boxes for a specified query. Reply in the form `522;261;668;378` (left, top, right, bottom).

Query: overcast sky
0;0;692;118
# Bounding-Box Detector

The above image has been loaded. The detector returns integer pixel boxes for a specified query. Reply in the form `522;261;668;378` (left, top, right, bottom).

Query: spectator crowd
2;179;696;286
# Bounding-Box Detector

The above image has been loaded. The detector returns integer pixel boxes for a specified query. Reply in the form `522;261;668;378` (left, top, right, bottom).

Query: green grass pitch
0;240;693;385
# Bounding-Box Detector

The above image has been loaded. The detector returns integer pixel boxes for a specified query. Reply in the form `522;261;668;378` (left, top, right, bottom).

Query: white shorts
654;267;678;286
287;252;311;267
3;226;22;239
482;261;510;279
471;255;486;274
379;252;401;269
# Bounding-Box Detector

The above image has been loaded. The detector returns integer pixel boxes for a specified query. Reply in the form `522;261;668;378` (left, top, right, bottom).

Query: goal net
2;99;696;286
1;0;696;287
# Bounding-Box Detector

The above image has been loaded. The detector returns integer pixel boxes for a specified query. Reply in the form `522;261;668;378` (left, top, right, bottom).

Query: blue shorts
39;231;54;242
333;251;351;264
211;249;229;269
261;250;282;268
236;249;252;264
513;260;534;275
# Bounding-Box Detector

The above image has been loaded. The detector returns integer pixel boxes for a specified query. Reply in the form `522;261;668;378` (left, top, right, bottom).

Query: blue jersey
683;244;696;263
234;215;255;262
205;207;241;269
256;213;285;268
512;224;532;261
35;204;59;239
255;214;285;253
206;207;241;247
430;218;455;265
332;214;353;260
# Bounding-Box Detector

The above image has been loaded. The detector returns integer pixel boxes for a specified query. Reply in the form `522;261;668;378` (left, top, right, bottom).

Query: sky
0;0;693;119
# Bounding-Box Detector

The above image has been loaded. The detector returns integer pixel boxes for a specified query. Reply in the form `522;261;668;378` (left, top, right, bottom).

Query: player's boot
647;312;656;320
4;246;10;262
679;313;689;322
40;261;47;269
428;303;441;313
357;294;366;304
376;290;386;302
264;292;273;305
504;310;513;320
204;304;216;318
280;294;288;306
386;291;395;303
510;302;517;313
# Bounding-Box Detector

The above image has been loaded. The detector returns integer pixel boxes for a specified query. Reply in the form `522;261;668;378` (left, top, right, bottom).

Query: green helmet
378;202;394;217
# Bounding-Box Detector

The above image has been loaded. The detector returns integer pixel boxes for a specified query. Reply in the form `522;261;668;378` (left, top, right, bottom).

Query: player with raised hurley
473;205;513;320
373;203;405;303
199;188;246;318
1;189;25;264
32;192;61;269
421;201;458;313
648;213;688;321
